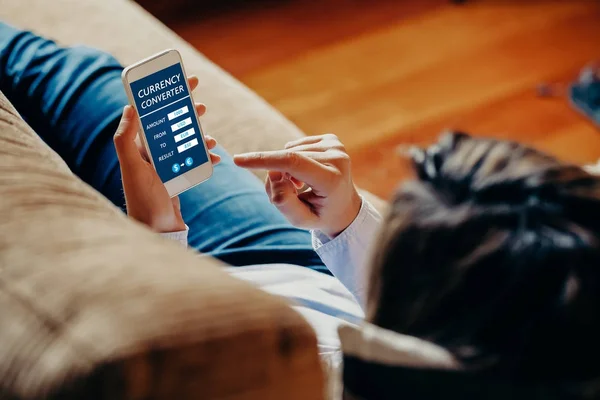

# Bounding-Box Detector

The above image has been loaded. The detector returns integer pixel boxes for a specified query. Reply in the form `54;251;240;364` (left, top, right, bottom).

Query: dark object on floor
570;64;600;126
537;83;567;98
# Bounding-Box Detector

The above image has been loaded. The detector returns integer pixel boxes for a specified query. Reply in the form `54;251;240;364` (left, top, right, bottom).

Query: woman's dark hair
367;132;600;384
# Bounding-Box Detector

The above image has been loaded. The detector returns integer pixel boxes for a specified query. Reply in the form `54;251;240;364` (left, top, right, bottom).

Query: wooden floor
156;0;600;200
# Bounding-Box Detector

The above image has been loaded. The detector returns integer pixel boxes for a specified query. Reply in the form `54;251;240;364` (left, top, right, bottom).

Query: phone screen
129;62;208;183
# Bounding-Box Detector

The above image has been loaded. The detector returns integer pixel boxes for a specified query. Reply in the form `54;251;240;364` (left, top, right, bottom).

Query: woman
2;22;600;397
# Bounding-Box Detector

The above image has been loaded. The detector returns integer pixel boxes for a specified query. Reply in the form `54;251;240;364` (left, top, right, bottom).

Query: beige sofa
0;0;383;398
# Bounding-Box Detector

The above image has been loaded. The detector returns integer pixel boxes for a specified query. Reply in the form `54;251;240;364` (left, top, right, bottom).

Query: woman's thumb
268;171;317;228
114;106;143;166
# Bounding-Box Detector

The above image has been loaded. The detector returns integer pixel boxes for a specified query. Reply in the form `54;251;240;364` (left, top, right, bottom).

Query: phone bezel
121;49;213;198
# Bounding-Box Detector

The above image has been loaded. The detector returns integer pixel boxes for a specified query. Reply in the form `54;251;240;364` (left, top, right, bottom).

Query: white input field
177;138;199;154
167;105;189;121
171;117;192;132
174;127;195;143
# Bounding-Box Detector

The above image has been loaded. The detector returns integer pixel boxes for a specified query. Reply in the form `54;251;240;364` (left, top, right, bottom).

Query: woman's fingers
171;196;181;211
267;171;317;228
195;102;206;117
188;75;199;92
283;142;344;153
205;134;217;149
210;152;221;165
265;174;273;199
284;133;345;154
114;106;145;168
205;133;220;164
283;174;304;189
284;134;335;149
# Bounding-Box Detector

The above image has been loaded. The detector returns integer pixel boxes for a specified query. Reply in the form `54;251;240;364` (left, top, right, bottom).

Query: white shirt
163;199;383;355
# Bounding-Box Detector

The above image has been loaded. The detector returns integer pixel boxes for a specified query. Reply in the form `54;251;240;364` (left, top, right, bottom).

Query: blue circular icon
172;163;181;173
185;157;194;167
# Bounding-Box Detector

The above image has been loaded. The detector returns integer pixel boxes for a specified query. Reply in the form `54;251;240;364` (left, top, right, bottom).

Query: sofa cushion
0;90;323;399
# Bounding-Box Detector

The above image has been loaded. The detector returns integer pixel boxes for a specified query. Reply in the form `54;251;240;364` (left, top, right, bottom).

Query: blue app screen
129;63;208;183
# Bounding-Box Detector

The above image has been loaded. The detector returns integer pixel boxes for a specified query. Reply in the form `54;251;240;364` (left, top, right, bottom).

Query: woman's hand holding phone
114;76;220;233
233;134;362;238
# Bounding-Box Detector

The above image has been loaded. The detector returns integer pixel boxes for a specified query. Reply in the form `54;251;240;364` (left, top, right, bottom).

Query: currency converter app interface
129;63;208;183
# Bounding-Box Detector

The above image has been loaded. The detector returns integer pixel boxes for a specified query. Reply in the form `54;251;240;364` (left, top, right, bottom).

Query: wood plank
243;1;600;148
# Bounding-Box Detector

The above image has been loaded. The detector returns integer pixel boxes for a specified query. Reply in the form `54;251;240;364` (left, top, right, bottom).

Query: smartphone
122;49;213;197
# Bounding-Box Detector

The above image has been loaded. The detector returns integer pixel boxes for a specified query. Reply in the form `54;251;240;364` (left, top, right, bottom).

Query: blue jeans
0;23;328;273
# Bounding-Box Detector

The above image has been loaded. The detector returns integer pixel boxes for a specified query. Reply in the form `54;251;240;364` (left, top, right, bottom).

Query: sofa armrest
0;91;324;399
